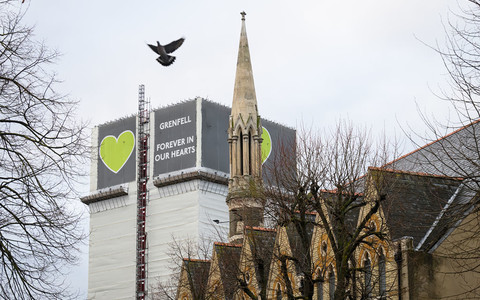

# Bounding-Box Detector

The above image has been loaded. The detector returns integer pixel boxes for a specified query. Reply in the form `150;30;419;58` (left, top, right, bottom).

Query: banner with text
154;101;197;176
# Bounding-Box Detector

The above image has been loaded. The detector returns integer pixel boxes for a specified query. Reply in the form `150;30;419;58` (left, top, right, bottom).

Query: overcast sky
21;0;469;296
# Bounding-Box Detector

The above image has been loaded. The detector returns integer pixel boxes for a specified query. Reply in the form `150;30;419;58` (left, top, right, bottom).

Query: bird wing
164;38;185;54
147;43;160;54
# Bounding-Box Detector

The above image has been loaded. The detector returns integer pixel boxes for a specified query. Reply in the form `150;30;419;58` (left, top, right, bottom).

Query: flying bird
147;38;185;67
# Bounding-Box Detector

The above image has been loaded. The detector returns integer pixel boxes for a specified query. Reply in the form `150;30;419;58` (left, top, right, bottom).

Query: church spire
227;12;264;244
231;11;259;125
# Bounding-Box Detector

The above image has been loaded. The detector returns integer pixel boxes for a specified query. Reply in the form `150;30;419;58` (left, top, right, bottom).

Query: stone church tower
227;12;264;243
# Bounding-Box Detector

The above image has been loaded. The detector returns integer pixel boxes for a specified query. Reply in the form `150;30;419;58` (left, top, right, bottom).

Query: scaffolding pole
136;84;149;300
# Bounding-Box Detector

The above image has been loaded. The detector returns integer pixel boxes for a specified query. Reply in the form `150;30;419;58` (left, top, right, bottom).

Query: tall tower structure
227;12;264;243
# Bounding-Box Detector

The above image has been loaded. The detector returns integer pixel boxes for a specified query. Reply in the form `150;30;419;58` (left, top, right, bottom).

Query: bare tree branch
0;2;88;299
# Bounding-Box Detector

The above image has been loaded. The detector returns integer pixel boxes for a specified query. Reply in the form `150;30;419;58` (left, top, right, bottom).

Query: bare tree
155;227;276;300
395;1;480;298
153;236;213;300
264;122;398;300
0;1;88;299
410;0;480;185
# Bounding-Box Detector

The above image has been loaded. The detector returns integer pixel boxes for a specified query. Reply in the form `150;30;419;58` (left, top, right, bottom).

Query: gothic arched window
321;241;327;256
239;131;244;175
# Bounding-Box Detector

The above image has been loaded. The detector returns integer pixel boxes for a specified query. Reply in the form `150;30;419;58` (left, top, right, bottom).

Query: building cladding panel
153;100;197;176
96;115;136;189
261;118;296;182
201;100;230;173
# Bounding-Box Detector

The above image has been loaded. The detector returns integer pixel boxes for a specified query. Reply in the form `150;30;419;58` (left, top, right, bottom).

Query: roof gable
370;168;462;247
179;259;211;299
285;212;316;273
212;242;242;299
243;227;277;290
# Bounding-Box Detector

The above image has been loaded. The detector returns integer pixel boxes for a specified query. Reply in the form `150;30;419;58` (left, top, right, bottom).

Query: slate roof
319;190;364;234
213;242;242;300
369;168;463;248
182;258;211;298
285;212;316;273
385;120;479;184
417;186;476;252
244;227;277;286
378;121;480;250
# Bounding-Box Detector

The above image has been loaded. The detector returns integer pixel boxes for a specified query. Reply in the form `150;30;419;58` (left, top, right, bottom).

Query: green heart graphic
99;130;135;173
261;126;272;164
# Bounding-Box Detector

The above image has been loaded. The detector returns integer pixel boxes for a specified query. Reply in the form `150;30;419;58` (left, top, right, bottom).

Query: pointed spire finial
241;11;246;21
231;9;258;123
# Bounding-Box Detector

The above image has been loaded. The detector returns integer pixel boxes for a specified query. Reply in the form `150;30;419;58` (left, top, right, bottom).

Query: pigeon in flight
148;38;185;66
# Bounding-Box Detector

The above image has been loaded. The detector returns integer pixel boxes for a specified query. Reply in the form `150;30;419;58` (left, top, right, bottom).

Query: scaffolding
136;84;149;300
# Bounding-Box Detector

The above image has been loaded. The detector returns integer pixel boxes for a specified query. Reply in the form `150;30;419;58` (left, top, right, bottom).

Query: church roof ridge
245;226;277;232
383;119;480;169
214;241;242;248
182;258;210;263
368;166;464;181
